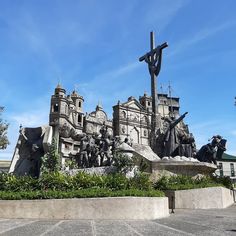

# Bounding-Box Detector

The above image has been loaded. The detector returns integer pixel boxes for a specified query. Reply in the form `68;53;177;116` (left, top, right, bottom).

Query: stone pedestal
150;161;217;180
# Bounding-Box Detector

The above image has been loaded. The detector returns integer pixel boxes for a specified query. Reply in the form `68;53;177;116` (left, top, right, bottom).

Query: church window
144;130;147;136
79;101;81;108
65;105;68;114
230;163;235;177
218;163;223;177
148;101;151;106
142;116;148;123
78;114;82;123
121;111;126;119
53;104;59;112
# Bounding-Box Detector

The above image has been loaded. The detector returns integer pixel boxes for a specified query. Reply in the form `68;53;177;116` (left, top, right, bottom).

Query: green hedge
153;175;232;191
0;172;153;192
0;172;232;200
0;188;164;200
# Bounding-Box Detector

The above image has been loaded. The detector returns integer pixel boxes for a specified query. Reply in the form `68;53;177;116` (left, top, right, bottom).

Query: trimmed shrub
154;175;225;191
104;173;130;190
0;188;164;200
130;172;152;191
39;172;73;191
0;173;39;192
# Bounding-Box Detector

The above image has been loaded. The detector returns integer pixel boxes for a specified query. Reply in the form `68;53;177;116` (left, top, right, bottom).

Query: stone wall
165;187;235;209
0;197;169;220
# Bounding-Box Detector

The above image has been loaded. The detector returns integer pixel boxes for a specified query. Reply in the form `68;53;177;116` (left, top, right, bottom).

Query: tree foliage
41;138;61;173
0;107;9;149
112;152;136;174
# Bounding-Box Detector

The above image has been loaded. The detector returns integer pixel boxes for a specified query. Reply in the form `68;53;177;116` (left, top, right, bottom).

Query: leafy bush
0;173;39;192
41;138;61;173
39;172;73;191
154;175;227;191
0;107;9;150
210;175;233;189
64;158;78;170
104;173;130;190
130;172;152;190
0;188;164;200
112;152;136;174
71;172;105;189
0;171;153;192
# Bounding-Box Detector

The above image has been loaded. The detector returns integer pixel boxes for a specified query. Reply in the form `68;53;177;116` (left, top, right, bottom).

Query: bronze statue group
154;112;226;165
71;115;227;169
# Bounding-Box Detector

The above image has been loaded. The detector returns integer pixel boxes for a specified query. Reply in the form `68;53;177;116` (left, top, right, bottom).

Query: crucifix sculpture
139;31;168;147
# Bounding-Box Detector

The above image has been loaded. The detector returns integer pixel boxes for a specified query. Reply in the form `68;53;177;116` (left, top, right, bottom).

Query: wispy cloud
11;111;48;128
95;61;140;80
145;0;189;31
0;10;65;86
170;20;236;56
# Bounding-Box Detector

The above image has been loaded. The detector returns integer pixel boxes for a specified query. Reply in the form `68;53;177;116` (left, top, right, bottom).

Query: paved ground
0;204;235;236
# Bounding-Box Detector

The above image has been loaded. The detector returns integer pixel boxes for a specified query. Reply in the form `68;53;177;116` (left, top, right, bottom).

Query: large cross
139;31;168;142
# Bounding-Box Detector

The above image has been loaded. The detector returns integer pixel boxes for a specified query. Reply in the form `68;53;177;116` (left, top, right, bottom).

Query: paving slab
0;204;235;236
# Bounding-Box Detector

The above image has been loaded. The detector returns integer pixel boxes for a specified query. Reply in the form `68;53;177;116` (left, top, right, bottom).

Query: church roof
115;96;146;111
56;83;62;89
71;90;78;97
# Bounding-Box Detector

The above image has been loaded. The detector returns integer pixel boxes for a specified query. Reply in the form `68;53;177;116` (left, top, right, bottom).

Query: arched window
121;111;126;119
78;101;81;108
53;104;59;112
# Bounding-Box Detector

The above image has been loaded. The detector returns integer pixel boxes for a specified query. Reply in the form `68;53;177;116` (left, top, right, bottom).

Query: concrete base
165;187;235;209
0;197;169;220
151;161;217;180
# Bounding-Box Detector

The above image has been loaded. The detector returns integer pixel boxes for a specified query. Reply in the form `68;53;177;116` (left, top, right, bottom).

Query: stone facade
113;92;182;147
113;96;151;146
49;85;112;164
139;92;180;117
48;84;193;164
49;84;84;132
84;104;113;136
9;83;195;174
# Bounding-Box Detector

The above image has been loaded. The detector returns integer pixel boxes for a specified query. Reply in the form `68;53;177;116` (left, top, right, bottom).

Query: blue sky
0;0;236;160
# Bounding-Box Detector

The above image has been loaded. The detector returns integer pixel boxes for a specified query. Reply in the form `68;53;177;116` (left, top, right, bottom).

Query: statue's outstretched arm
170;112;188;129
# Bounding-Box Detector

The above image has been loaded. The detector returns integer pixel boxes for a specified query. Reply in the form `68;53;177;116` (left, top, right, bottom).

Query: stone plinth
151;161;217;180
0;197;169;220
165;187;235;209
